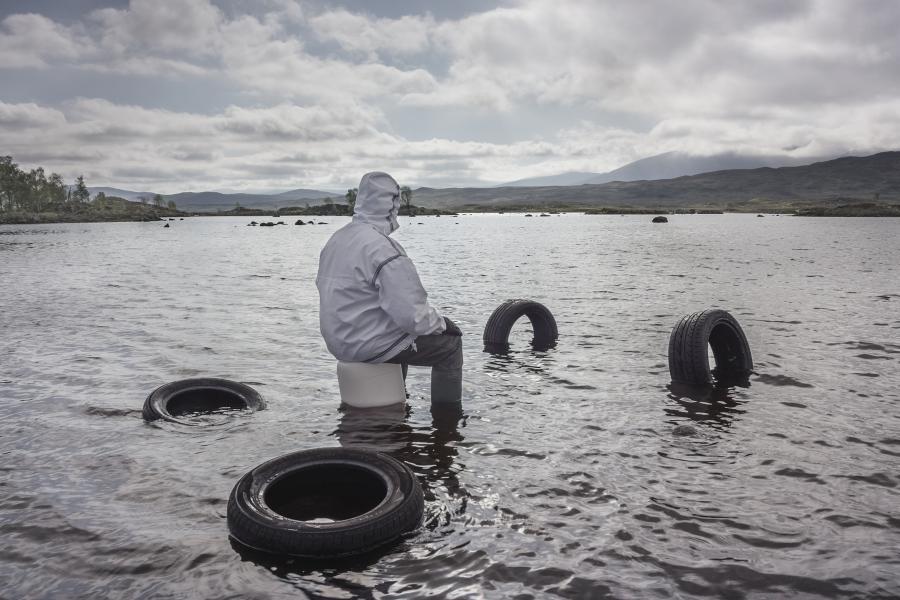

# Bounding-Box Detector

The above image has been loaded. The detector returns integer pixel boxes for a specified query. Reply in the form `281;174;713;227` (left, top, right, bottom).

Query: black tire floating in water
227;447;424;558
668;309;753;385
142;378;265;423
483;299;558;353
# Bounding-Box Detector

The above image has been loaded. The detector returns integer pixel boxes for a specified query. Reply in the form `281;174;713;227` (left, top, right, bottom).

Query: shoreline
3;204;899;226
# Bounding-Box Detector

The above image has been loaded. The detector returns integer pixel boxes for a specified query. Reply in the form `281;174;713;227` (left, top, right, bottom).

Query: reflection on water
482;347;556;376
483;339;558;355
334;403;412;453
334;403;466;505
665;382;749;430
1;215;899;599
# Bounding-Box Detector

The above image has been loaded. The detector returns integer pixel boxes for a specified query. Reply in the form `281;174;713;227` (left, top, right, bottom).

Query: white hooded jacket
316;172;445;362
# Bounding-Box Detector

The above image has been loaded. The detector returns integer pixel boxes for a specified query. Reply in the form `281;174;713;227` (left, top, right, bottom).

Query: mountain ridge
499;151;833;187
87;186;336;211
85;150;898;212
415;151;900;210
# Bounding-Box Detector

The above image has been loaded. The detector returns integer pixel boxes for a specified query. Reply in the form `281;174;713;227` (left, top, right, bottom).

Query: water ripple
1;215;898;599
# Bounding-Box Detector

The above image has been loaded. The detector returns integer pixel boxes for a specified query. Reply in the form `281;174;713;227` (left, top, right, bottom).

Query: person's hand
442;317;462;336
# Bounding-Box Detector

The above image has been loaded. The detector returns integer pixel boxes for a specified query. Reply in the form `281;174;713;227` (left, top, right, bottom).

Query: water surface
1;214;898;598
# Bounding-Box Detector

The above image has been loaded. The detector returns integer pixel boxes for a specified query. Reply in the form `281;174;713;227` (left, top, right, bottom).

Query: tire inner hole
507;317;536;347
167;387;248;416
708;323;742;377
265;465;388;522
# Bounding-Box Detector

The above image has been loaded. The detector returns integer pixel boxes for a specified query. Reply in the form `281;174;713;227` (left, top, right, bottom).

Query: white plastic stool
336;361;406;408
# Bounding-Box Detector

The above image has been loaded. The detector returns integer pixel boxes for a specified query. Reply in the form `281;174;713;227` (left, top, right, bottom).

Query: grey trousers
386;333;463;404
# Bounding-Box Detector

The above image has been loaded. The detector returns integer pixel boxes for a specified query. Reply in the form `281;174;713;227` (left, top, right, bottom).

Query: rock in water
652;216;668;223
672;424;698;436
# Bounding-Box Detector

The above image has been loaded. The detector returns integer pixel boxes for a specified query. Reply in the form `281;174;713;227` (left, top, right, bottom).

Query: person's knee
439;340;463;371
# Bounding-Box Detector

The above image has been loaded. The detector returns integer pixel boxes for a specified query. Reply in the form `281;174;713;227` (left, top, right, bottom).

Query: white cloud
215;103;384;141
0;101;67;129
89;0;224;56
0;98;652;189
309;9;434;58
0;0;898;189
0;13;88;67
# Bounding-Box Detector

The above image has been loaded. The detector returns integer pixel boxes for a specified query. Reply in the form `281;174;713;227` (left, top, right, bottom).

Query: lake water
1;214;898;599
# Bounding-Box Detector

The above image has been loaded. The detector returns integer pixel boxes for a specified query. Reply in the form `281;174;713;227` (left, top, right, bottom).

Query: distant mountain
213;186;343;196
162;189;335;211
415;151;900;210
87;187;158;202
269;188;336;201
499;152;829;187
583;151;828;184
86;186;336;211
498;171;600;187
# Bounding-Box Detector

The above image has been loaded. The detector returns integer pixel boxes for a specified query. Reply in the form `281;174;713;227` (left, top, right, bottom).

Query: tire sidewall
483;299;558;349
668;309;752;385
143;378;265;423
703;309;752;375
228;448;423;557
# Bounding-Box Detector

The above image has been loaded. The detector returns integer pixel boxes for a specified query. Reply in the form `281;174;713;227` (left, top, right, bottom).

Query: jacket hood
352;171;401;235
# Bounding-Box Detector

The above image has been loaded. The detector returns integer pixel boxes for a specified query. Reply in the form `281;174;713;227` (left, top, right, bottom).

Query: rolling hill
161;189;334;212
86;187;158;202
499;151;830;187
416;151;900;210
88;186;337;211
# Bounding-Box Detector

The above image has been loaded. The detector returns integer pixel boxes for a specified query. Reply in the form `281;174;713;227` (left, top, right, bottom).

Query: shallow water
1;214;898;599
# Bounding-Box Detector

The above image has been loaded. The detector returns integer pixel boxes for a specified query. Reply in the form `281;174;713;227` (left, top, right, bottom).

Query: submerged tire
227;447;424;558
142;378;265;423
668;309;753;385
483;299;558;352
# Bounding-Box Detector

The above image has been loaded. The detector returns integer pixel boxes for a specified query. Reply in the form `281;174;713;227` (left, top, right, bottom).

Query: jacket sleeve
374;255;445;336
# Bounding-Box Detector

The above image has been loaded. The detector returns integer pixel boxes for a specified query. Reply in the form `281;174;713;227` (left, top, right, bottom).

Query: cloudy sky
1;0;898;192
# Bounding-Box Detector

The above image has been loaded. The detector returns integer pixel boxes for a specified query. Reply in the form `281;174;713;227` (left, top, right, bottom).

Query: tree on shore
0;156;16;211
47;173;67;208
167;199;176;210
72;176;90;204
0;156;73;213
153;194;164;208
400;185;412;215
346;188;358;212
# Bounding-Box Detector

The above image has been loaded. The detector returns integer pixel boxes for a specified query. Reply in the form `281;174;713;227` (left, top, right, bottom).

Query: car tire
668;309;753;385
483;299;558;353
227;447;424;558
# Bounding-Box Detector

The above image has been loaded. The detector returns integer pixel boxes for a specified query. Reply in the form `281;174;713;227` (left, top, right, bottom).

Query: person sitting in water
315;171;463;404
